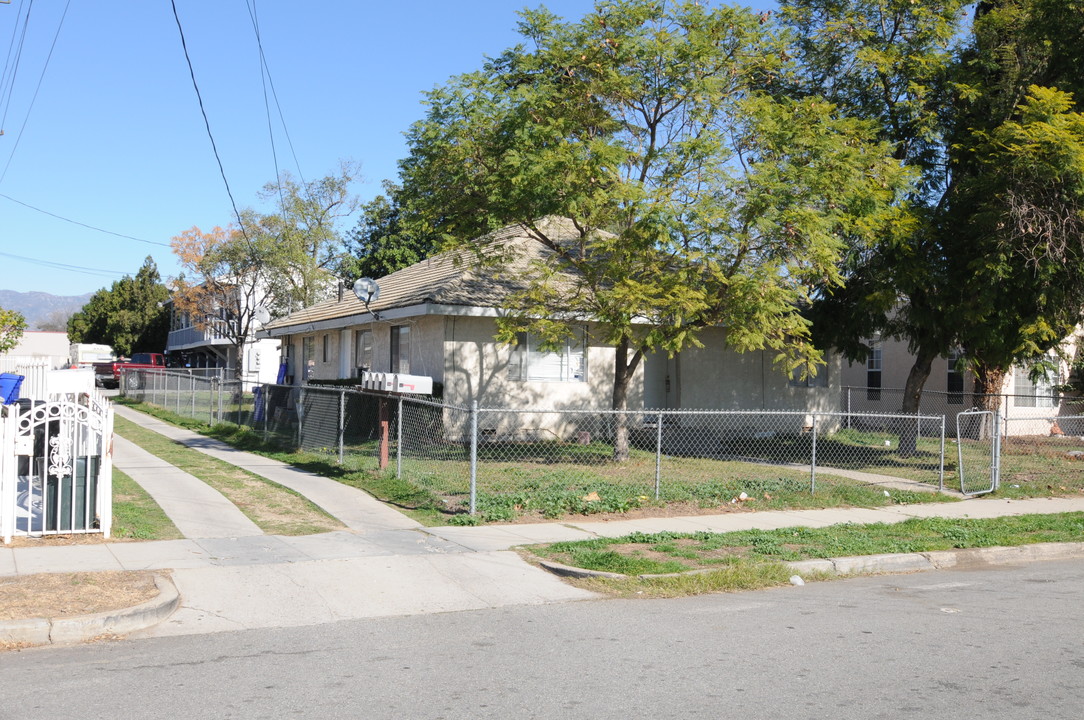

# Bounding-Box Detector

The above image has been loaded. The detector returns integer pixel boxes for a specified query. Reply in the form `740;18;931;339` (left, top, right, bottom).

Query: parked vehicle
93;352;166;389
69;343;115;369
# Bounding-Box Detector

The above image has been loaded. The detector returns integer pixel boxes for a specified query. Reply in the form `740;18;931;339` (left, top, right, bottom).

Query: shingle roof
261;217;584;333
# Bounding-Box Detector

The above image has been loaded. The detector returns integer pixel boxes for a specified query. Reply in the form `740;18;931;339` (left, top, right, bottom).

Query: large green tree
399;0;907;459
67;257;170;356
341;182;435;280
945;0;1084;409
790;0;1084;445
782;0;968;434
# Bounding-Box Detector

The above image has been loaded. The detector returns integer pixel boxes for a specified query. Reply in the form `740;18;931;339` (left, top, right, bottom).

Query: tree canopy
341;182;435;280
67;257;170;356
791;0;1084;429
398;0;908;458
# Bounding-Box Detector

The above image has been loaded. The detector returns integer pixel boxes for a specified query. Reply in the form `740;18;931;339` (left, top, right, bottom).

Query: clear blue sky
8;0;774;296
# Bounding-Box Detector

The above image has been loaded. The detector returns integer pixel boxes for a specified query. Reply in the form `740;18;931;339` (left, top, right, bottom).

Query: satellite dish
254;306;271;326
353;278;381;305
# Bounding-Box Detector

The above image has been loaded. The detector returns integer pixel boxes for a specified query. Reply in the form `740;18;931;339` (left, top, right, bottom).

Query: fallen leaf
583;491;601;503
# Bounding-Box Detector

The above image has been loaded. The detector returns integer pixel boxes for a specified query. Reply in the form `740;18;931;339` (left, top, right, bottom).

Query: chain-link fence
842;386;1084;437
120;368;249;427
125;379;1012;515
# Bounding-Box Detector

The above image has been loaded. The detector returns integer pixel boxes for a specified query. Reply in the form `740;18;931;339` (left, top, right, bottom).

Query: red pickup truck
94;352;166;389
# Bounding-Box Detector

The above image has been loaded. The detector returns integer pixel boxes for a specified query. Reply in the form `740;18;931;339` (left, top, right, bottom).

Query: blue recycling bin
253;386;265;422
0;373;23;404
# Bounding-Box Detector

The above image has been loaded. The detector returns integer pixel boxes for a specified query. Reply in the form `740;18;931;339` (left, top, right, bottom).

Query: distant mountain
0;290;93;331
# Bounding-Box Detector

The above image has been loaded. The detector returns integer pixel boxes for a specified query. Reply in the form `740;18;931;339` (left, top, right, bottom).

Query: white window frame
509;328;587;382
1014;357;1059;408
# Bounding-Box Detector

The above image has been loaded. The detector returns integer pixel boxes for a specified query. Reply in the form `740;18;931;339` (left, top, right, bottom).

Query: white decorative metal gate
1;397;113;543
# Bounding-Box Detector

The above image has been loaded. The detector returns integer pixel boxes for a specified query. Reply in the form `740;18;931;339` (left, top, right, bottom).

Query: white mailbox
359;371;432;395
391;374;433;395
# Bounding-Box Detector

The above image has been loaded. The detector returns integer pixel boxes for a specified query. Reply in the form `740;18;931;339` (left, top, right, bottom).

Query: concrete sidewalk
112;404;419;533
3;403;1084;641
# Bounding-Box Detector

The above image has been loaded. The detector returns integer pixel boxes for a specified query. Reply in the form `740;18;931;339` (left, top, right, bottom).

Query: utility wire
0;0;27;121
246;0;285;215
0;0;71;186
170;0;249;241
0;191;170;246
0;249;127;278
244;0;306;189
0;0;34;133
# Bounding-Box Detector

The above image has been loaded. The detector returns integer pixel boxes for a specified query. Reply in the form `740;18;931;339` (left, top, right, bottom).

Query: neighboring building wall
1;331;70;371
840;333;1084;436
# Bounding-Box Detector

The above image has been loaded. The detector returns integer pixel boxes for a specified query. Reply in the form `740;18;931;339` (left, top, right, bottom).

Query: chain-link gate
955;409;999;495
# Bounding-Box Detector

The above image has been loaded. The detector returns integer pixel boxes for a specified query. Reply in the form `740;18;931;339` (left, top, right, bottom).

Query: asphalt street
3;559;1082;719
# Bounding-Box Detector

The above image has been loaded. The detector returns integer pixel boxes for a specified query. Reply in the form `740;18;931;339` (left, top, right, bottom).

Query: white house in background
258;219;840;437
165;300;280;389
841;331;1084;435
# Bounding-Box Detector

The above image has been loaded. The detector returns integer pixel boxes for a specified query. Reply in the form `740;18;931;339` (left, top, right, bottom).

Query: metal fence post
469;400;478;515
846;387;851;430
263;384;270;443
993;406;1002;491
938;414;945;492
190;374;196;419
209;378;215;426
338;389;345;465
217;380;224;424
397;395;404;479
654;410;663;500
810;413;818;493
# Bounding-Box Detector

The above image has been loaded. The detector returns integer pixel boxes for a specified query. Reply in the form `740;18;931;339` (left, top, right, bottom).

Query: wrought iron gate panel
11;399;110;538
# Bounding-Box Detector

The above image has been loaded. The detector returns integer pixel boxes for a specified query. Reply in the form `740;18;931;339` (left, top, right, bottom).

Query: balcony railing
167;324;230;350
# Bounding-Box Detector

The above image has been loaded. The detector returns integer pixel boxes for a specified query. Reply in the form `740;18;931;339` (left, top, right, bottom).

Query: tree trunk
970;363;1006;440
611;335;643;462
897;347;936;456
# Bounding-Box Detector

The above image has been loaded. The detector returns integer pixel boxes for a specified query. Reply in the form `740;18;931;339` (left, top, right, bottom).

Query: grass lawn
115;397;1084;525
111;468;184;541
113;415;344;536
526;512;1084;597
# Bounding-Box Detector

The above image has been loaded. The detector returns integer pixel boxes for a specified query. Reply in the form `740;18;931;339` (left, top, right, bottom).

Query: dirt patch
0;570;159;621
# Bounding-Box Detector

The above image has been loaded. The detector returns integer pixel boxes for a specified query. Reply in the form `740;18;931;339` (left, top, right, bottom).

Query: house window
390;325;411;374
322;334;329;363
947;350;964;405
302;336;314;380
509;328;587;382
1014;361;1059;408
789;364;827;388
355;329;373;375
866;347;882;401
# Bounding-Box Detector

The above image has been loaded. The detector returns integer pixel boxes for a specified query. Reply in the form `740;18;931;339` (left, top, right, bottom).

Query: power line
0;249;127;278
246;0;285;215
0;0;34;132
170;0;249;241
0;191;170;246
0;0;72;186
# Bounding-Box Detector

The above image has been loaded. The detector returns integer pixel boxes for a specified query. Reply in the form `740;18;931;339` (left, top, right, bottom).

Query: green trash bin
45;456;100;532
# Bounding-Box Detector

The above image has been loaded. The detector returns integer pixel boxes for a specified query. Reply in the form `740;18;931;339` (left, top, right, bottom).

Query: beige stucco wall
839;332;1084;435
442;316;632;408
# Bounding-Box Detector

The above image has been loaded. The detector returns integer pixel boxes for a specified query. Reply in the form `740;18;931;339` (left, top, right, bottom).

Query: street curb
0;574;180;647
536;542;1084;582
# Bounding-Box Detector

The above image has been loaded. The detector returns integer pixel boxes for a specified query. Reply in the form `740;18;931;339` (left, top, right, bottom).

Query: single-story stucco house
258;219;840;439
